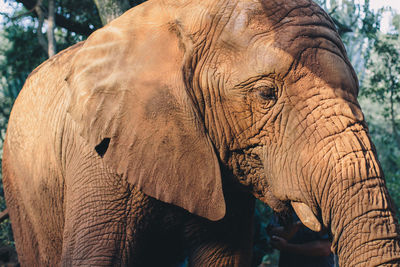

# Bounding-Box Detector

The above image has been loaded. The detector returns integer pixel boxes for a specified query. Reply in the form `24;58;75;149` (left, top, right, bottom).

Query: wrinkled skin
3;0;400;266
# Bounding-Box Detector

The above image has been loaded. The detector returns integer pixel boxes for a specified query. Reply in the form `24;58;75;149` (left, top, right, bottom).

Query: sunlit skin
3;0;400;266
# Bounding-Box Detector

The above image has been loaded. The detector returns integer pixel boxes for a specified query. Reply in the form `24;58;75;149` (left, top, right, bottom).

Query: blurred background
0;0;399;266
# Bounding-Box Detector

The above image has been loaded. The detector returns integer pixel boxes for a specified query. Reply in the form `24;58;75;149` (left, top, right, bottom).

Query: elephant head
66;0;400;265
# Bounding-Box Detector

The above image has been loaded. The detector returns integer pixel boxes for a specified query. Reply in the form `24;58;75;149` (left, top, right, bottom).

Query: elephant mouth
260;193;323;232
229;147;292;213
230;146;323;232
258;188;289;214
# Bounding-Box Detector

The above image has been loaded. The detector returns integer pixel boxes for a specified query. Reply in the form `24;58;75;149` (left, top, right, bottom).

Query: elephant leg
184;191;255;267
187;239;253;267
61;137;186;266
3;181;41;267
62;142;145;265
3;148;62;267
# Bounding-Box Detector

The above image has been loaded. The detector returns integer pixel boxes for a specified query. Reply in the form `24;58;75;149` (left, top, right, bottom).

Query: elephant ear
66;6;225;221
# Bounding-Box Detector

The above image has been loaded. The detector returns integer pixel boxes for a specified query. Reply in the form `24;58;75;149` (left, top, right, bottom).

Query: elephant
3;0;400;266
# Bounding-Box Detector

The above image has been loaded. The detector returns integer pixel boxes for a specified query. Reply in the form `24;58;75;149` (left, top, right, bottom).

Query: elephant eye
257;86;277;101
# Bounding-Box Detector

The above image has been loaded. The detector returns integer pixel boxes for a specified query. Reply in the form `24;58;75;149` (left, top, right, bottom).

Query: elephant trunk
329;177;400;266
320;125;400;266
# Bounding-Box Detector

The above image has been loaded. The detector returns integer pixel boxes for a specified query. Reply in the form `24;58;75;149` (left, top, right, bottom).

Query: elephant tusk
291;201;322;232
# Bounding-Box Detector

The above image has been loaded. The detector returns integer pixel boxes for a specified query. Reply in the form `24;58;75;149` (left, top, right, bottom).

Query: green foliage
360;22;400;215
0;25;47;98
54;0;102;30
0;195;12;247
393;13;400;32
362;35;400;104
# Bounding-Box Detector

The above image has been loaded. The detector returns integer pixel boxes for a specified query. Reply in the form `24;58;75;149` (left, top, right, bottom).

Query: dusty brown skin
3;0;400;266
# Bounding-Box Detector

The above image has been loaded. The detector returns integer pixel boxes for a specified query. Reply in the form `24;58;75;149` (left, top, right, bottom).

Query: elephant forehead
219;0;334;44
215;0;343;78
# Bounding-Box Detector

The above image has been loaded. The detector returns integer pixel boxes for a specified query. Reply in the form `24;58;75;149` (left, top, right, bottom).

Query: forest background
0;0;399;265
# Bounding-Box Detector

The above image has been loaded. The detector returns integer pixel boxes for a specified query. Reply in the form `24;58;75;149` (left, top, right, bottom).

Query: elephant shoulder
6;42;85;161
27;42;85;81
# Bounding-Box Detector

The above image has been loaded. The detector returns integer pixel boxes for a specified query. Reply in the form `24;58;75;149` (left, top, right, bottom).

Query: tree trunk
34;0;48;54
34;0;56;57
93;0;131;25
47;0;56;57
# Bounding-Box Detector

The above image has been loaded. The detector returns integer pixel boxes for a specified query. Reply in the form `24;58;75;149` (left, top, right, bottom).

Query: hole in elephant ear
95;138;110;158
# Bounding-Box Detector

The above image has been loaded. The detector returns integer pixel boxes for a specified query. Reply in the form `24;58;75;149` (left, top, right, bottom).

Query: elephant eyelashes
256;86;277;101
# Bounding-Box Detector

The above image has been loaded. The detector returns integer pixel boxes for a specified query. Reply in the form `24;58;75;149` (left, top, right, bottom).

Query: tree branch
331;17;353;36
0;7;35;20
0;209;9;224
